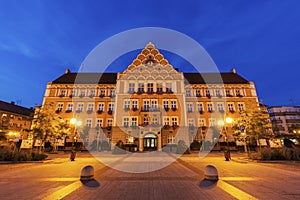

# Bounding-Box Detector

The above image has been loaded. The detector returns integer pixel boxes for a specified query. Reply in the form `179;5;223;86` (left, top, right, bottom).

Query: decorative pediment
119;42;182;80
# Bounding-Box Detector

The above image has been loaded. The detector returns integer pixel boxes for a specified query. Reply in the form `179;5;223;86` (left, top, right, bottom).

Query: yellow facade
42;42;260;151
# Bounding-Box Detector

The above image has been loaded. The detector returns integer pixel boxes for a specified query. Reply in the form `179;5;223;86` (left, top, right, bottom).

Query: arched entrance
143;133;157;151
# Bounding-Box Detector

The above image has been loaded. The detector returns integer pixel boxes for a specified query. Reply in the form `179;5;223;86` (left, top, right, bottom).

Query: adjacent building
0;100;34;142
268;106;300;135
42;42;261;151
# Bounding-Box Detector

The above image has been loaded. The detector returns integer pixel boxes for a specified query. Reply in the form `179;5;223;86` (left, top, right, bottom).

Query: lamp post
218;117;233;161
70;118;82;151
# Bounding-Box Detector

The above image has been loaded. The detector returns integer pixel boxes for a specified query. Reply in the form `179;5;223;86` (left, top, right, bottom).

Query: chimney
231;68;236;74
65;68;71;74
11;101;15;105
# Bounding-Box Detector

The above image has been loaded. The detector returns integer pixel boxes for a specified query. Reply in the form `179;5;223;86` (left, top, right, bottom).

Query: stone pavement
0;151;299;199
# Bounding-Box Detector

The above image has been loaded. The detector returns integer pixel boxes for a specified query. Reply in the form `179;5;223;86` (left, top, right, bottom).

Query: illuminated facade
42;42;260;151
0;100;33;142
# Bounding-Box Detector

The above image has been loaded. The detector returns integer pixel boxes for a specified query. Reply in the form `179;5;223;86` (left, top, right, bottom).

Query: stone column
139;137;143;152
157;133;162;151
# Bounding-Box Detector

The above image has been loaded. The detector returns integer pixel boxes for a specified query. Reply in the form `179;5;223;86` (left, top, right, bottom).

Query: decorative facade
42;42;260;151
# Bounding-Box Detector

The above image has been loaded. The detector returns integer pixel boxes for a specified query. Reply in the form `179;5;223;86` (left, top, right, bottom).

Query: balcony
65;110;72;113
89;94;95;98
229;109;235;113
236;94;244;97
97;110;103;114
79;94;85;98
206;94;211;98
124;107;130;111
196;94;202;97
163;125;170;129
218;109;225;113
164;107;169;112
171;107;177;111
172;125;179;129
69;94;74;98
132;107;138;111
208;109;214;113
58;94;65;98
55;109;62;113
217;94;223;98
198;110;204;114
76;110;82;113
99;94;105;98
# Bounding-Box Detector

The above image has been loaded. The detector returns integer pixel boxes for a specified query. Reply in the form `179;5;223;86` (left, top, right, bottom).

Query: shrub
0;147;48;161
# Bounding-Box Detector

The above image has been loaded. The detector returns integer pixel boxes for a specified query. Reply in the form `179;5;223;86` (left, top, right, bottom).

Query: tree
31;102;70;152
233;110;273;153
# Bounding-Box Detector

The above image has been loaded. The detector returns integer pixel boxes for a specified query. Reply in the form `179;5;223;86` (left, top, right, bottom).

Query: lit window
131;117;138;126
163;117;170;125
57;103;63;111
238;103;244;111
228;103;235;112
163;100;169;109
138;83;144;93
151;100;158;110
207;103;214;112
147;83;154;93
108;103;114;111
87;103;94;111
77;103;84;111
124;100;130;109
143;100;150;111
132;100;138;109
171;100;177;109
187;103;193;112
197;103;203;112
67;103;73;111
171;117;178;125
98;103;104;111
128;83;135;93
96;119;103;127
86;119;92;128
196;90;201;97
186;89;191;97
123;117;130;127
167;135;175;144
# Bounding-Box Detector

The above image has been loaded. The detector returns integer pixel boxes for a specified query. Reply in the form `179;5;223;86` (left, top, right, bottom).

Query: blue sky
0;0;300;107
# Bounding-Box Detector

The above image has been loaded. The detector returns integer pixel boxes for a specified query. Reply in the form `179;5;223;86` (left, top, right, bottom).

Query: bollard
80;165;94;181
204;165;218;181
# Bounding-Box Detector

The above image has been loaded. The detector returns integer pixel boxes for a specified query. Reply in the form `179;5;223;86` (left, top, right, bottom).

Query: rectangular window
124;100;130;109
131;117;138;126
187;103;193;112
100;90;105;97
86;119;92;128
163;100;169;109
209;119;215;127
207;103;214;112
71;90;76;97
167;135;175;144
60;89;66;97
67;103;73;111
110;89;115;97
89;89;95;97
87;103;94;111
128;83;135;93
188;119;195;127
216;90;221;97
186;89;191;97
228;103;235;112
236;90;241;96
57;103;63;111
163;117;170;125
147;83;154;93
143;100;150;111
238;103;244;111
217;103;224;112
157;83;163;93
123;117;130;127
77;103;84;111
152;117;158;125
198;119;206;127
226;90;232;97
96;119;103;127
171;117;178;125
196;89;201;97
143;117;149;125
166;83;172;92
132;100;138;109
197;103;203;112
151;100;158;110
107;119;113;127
98;103;104;111
206;90;211;97
80;90;86;97
171;100;177;109
138;83;144;93
108;103;114;111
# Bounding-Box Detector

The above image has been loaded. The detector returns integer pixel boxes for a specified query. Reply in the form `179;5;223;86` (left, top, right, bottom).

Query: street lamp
70;118;82;150
218;117;233;161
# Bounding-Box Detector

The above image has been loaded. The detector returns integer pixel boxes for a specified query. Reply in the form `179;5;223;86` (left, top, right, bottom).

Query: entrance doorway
143;133;157;151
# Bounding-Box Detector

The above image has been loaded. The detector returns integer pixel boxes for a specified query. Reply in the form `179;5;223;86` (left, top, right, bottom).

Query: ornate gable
119;42;182;80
